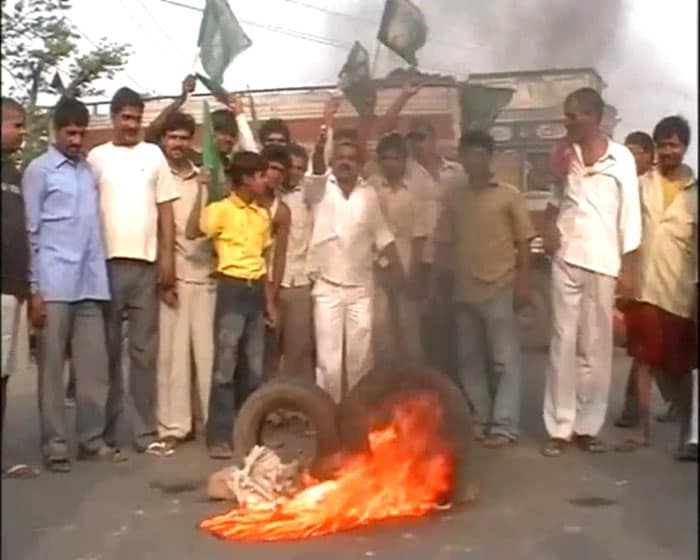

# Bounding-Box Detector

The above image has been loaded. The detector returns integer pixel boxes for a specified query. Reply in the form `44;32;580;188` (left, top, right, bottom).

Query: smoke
323;0;697;167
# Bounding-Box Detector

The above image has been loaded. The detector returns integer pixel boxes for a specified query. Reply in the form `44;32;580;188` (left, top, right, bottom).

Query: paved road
2;350;697;560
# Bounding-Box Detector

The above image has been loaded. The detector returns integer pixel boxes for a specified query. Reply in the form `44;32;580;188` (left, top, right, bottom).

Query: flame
199;393;455;542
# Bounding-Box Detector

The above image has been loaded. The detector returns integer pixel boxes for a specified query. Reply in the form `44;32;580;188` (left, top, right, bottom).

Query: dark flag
50;72;66;95
460;85;515;131
338;41;377;117
377;0;428;67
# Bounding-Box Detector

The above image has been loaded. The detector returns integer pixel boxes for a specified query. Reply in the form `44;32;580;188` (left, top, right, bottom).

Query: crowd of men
1;76;697;478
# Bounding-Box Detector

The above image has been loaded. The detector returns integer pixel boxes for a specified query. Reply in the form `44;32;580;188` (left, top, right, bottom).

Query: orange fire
199;393;455;542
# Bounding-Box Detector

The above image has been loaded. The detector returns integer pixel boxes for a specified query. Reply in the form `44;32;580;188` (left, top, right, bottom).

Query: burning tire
337;364;475;504
233;379;340;468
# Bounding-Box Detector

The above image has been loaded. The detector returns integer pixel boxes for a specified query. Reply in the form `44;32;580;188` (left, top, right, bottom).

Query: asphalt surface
2;349;697;560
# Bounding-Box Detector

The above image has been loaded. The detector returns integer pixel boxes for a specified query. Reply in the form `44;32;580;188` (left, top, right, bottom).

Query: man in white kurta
305;142;398;403
541;88;641;456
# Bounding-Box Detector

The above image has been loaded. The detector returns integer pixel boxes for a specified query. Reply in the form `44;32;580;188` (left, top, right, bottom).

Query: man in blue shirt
23;98;117;472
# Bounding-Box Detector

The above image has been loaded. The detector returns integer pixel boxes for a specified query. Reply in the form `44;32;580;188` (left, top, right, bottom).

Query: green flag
197;0;252;84
196;73;229;100
338;41;377;117
460;85;515;131
377;0;427;67
201;100;223;204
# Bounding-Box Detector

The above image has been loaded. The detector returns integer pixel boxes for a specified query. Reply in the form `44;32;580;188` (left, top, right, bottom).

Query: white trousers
544;258;616;439
157;280;215;439
689;368;698;445
1;295;28;378
313;278;373;404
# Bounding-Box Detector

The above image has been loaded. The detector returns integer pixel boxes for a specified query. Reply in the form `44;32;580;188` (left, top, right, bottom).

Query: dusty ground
2;349;697;560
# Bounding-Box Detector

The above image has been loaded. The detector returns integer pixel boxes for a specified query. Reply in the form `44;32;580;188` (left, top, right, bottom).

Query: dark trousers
104;259;159;450
207;277;265;446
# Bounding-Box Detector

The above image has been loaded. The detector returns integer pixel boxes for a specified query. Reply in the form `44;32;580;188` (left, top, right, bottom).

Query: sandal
574;434;606;454
45;457;71;473
615;439;649;453
542;438;568;457
144;441;175;457
482;434;516;448
78;445;129;463
2;464;40;479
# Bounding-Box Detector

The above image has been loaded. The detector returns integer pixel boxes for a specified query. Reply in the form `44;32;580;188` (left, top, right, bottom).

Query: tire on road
337;363;475;504
233;378;341;469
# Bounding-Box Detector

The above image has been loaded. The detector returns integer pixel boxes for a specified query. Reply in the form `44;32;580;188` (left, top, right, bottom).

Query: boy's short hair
228;151;267;185
287;143;308;164
110;87;144;115
162;111;196;137
334;128;359;144
653;115;691;148
53;97;89;129
624;131;654;154
1;97;24;117
565;87;605;121
211;109;238;137
377;132;408;158
458;129;495;154
261;144;291;169
259;118;291;143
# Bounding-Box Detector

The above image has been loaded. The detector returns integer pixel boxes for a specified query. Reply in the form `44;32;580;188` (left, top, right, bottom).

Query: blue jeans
455;284;522;439
206;277;265;447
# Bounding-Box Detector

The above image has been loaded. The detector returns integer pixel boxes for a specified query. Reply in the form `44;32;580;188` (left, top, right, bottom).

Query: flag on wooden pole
201;100;223;203
197;0;252;84
338;41;377;117
377;0;427;67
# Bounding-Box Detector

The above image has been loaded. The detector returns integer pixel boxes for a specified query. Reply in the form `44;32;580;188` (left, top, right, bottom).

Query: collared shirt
87;141;180;263
1;154;29;297
550;140;641;278
436;180;535;303
637;166;697;319
409;157;467;266
170;164;215;283
367;172;431;273
279;181;313;288
201;193;271;280
23;146;110;302
305;173;395;288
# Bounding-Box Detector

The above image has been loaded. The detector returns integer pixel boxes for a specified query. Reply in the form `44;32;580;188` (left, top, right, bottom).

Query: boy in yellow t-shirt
192;151;275;459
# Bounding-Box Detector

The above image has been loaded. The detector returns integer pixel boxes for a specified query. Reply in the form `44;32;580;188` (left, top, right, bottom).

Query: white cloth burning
207;446;302;508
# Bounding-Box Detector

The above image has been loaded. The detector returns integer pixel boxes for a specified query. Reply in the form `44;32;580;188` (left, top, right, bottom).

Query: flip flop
2;464;40;479
45;457;71;473
615;439;650;453
144;441;175;457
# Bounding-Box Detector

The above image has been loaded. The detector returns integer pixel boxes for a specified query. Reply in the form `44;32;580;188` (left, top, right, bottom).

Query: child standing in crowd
193;151;276;460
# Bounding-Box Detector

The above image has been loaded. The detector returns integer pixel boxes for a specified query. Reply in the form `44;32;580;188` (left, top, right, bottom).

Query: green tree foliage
1;0;131;165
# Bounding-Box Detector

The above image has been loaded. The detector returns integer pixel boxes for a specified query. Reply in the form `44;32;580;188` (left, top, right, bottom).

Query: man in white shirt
88;87;179;456
306;140;404;403
541;87;641;457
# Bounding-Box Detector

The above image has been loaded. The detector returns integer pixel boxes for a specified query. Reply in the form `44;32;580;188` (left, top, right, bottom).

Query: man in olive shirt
435;130;535;447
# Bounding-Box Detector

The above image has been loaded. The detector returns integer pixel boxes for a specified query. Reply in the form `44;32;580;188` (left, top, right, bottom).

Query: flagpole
370;40;381;80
